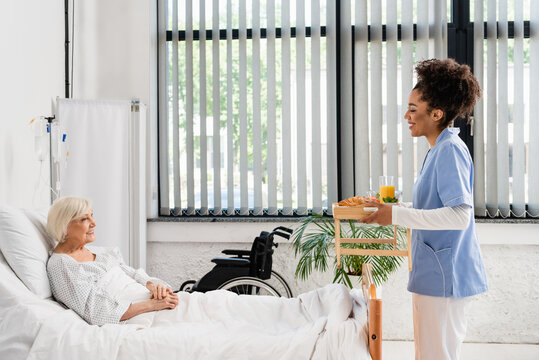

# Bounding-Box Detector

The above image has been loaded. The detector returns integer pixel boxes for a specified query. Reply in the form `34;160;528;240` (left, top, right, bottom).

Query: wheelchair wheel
179;280;196;292
267;271;293;298
218;277;280;297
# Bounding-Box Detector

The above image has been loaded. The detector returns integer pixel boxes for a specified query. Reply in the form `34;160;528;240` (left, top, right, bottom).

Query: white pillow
24;207;55;249
0;205;53;298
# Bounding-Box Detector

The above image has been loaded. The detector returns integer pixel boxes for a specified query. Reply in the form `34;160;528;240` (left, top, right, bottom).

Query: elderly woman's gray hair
46;197;92;244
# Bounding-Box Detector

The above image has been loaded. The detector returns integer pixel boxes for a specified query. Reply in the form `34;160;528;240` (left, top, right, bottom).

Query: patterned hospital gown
47;246;163;326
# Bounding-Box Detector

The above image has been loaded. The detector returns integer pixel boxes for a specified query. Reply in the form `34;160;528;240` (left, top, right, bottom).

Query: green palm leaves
292;214;406;288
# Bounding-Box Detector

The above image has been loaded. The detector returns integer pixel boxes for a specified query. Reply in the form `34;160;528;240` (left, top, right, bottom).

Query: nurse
360;58;488;360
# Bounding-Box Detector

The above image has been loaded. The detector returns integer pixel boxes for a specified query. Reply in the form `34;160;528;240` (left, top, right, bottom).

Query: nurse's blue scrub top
408;127;488;298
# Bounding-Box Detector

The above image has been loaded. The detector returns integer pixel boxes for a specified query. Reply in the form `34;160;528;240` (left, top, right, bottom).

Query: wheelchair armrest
221;249;251;257
211;257;251;266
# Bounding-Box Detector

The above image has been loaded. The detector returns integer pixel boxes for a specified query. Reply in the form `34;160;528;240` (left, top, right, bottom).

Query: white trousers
412;293;472;360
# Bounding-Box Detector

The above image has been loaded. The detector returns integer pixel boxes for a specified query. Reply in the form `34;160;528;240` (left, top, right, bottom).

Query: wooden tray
332;203;378;219
332;203;412;271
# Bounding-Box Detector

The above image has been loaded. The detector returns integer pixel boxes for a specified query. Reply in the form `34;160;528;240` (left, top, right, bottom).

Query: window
158;0;538;219
158;0;337;216
468;0;536;217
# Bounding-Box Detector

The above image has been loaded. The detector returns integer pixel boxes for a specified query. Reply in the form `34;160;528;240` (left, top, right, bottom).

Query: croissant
337;196;365;206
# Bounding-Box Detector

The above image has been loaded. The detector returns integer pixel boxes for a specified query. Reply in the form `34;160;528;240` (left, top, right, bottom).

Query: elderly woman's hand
150;292;179;311
121;292;179;321
358;200;393;226
146;281;174;300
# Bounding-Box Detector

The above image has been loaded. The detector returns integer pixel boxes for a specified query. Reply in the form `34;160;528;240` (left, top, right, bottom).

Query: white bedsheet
27;285;370;360
118;285;370;360
2;257;371;360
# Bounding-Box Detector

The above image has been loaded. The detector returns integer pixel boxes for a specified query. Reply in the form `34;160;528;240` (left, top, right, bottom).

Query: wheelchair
178;226;294;298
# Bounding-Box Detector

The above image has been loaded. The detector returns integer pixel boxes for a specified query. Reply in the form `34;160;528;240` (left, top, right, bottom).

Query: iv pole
49;0;70;203
64;0;70;99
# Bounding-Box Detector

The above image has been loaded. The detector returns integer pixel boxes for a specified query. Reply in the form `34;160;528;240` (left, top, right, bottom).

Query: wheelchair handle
271;230;291;240
273;226;293;234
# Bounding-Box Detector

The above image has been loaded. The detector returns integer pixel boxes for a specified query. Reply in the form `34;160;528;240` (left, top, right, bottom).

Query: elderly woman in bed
46;197;178;326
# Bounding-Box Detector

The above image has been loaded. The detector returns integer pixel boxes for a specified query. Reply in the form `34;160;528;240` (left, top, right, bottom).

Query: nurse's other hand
359;201;392;226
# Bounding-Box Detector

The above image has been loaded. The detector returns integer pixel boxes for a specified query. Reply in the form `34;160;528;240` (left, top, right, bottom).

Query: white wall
67;0;157;264
72;1;150;103
0;1;64;207
0;0;158;212
72;0;159;218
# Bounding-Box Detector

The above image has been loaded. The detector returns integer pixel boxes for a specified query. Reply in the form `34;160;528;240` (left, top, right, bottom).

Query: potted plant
292;214;407;288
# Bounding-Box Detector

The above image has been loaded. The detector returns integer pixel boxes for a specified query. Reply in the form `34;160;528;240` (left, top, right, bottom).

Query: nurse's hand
359;201;393;226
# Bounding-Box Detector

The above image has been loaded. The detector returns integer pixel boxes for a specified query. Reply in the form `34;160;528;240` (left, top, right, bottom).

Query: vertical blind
159;0;537;218
158;0;337;216
473;0;538;217
346;0;448;203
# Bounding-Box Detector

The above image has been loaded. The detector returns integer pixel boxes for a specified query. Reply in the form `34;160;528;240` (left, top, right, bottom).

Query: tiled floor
383;341;539;360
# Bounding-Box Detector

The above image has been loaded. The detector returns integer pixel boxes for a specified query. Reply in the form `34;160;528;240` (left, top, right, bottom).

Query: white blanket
27;267;371;359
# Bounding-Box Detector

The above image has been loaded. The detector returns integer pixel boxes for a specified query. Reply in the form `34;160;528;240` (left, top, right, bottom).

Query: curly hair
413;58;481;129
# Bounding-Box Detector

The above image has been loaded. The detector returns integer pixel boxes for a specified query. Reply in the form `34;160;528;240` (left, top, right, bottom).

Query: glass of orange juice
379;176;395;203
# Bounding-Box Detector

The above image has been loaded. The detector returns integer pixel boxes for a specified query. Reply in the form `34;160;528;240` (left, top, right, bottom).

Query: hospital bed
0;205;382;360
